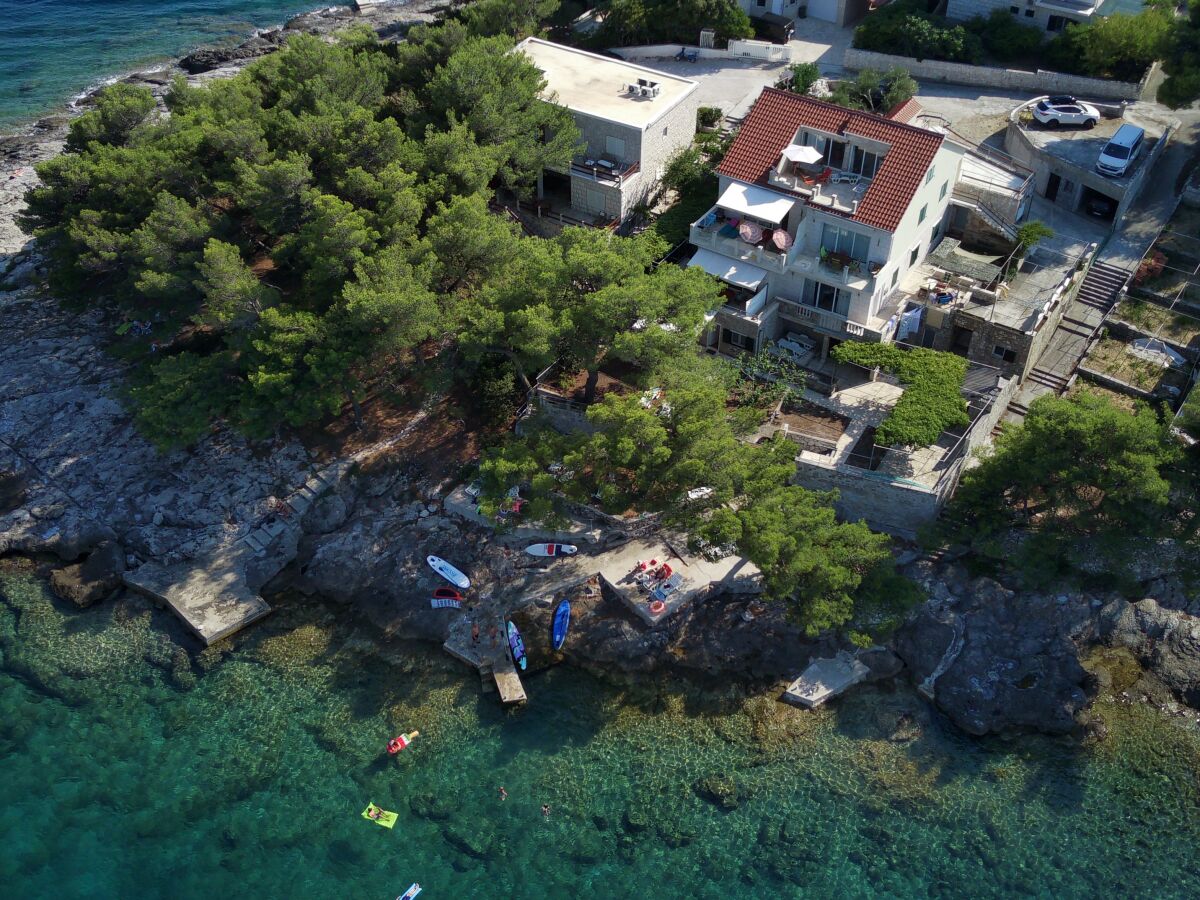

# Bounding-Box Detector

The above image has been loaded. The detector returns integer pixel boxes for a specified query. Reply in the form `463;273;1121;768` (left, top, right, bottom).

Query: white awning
688;248;768;291
716;182;795;224
782;145;822;164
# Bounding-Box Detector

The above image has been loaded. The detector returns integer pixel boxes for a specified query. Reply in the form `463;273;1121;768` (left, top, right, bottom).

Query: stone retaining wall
842;48;1150;102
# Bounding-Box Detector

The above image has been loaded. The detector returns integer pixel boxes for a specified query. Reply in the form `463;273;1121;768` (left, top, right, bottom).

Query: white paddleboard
427;555;470;589
525;543;579;558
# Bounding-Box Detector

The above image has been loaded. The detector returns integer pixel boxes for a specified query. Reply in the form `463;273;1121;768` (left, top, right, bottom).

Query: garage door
806;0;839;23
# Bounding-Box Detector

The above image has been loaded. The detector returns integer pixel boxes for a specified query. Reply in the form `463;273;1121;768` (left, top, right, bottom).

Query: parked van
1095;124;1145;178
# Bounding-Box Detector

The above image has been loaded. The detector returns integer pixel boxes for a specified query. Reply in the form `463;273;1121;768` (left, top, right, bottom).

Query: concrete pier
491;656;527;704
124;546;271;645
782;651;870;709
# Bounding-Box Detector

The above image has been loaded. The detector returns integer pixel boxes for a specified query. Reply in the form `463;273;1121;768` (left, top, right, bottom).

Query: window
823;139;846;169
756;0;766;6
918;204;928;224
1009;5;1019;12
993;345;1017;363
849;146;881;179
1047;14;1067;31
604;135;626;161
722;329;755;351
891;270;899;287
662;126;668;136
804;281;848;315
925;167;935;185
909;245;920;267
1024;8;1034;16
821;223;870;262
939;180;948;200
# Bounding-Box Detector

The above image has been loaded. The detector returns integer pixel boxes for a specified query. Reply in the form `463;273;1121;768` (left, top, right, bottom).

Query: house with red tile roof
687;88;965;363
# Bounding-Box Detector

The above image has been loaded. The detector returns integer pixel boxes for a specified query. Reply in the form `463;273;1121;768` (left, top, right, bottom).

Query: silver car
1033;97;1099;129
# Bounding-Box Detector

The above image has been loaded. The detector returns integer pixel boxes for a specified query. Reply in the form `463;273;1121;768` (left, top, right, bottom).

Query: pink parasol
738;220;763;243
772;229;794;251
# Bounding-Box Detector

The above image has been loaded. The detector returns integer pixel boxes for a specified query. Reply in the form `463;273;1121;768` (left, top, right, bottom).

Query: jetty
782;652;870;709
442;593;529;705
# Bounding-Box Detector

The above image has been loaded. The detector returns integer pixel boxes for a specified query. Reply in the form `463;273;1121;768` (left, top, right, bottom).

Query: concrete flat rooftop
517;37;696;128
1018;113;1165;189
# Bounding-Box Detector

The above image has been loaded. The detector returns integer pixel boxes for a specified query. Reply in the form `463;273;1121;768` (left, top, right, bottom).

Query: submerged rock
49;540;125;607
1099;598;1200;707
693;774;740;810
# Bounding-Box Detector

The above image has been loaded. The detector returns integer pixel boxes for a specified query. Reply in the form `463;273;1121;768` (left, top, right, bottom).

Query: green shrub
785;61;821;95
662;147;709;192
831;344;968;447
697;106;723;128
595;0;753;47
854;0;982;64
966;9;1043;62
1045;10;1171;81
828;67;917;114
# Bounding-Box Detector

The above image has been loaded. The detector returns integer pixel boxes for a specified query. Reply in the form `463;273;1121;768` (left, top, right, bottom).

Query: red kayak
432;587;463;601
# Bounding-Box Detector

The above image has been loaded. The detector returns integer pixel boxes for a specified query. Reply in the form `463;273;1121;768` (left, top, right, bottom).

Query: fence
609;40;799;63
842;48;1151;102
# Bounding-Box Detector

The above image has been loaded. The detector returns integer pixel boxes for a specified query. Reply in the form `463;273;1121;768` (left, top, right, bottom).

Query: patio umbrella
738;220;763;243
772;229;794;251
783;145;823;165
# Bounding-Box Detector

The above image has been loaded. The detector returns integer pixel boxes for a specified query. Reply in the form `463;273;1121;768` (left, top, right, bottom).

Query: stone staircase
1075;261;1128;314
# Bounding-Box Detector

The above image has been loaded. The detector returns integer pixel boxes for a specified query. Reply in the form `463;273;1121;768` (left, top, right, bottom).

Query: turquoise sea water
3;561;1200;898
0;0;322;130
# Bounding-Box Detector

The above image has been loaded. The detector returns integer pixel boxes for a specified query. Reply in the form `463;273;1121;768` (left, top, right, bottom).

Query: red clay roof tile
885;97;923;124
717;88;943;233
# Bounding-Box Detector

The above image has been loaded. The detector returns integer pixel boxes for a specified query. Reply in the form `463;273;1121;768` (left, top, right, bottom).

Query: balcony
719;285;770;324
569;156;640;187
767;167;871;215
774;294;900;343
690;209;790;274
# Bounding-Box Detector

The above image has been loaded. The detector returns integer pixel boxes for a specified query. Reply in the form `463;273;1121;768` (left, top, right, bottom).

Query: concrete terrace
782;651;870;709
438;494;762;701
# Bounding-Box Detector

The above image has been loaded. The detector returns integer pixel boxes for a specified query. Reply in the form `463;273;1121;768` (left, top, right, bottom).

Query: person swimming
499;786;508;801
541;804;551;818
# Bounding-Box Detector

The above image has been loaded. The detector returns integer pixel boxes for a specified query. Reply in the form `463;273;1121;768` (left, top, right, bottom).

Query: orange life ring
648;600;666;615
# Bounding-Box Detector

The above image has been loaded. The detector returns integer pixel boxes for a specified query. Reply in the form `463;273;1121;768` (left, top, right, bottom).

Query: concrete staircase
1074;261;1128;315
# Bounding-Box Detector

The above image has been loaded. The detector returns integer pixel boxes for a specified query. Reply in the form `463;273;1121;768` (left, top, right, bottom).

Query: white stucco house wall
946;0;1145;34
686;89;964;360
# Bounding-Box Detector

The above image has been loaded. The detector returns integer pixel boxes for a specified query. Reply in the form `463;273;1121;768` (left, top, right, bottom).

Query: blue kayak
551;599;571;651
507;620;527;671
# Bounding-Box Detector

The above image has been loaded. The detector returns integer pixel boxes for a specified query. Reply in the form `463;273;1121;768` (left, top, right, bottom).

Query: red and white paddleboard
525;543;578;558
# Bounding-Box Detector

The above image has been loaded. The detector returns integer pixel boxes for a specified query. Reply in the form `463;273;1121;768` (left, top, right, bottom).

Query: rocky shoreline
2;1;1200;742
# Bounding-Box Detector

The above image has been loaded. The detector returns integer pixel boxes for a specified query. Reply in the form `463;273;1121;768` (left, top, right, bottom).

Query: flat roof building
514;38;700;225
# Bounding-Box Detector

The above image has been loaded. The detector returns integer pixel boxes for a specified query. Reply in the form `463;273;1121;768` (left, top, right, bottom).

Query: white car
1032;97;1099;129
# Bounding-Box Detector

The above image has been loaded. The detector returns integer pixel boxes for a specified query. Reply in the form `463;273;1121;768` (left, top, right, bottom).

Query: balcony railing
719;285;771;323
775;296;886;341
689;214;791;274
570;157;640;187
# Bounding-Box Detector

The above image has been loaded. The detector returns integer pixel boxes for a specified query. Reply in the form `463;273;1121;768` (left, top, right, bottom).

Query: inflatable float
427;555;470;589
362;803;398;829
397;885;422;900
387;731;419;755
